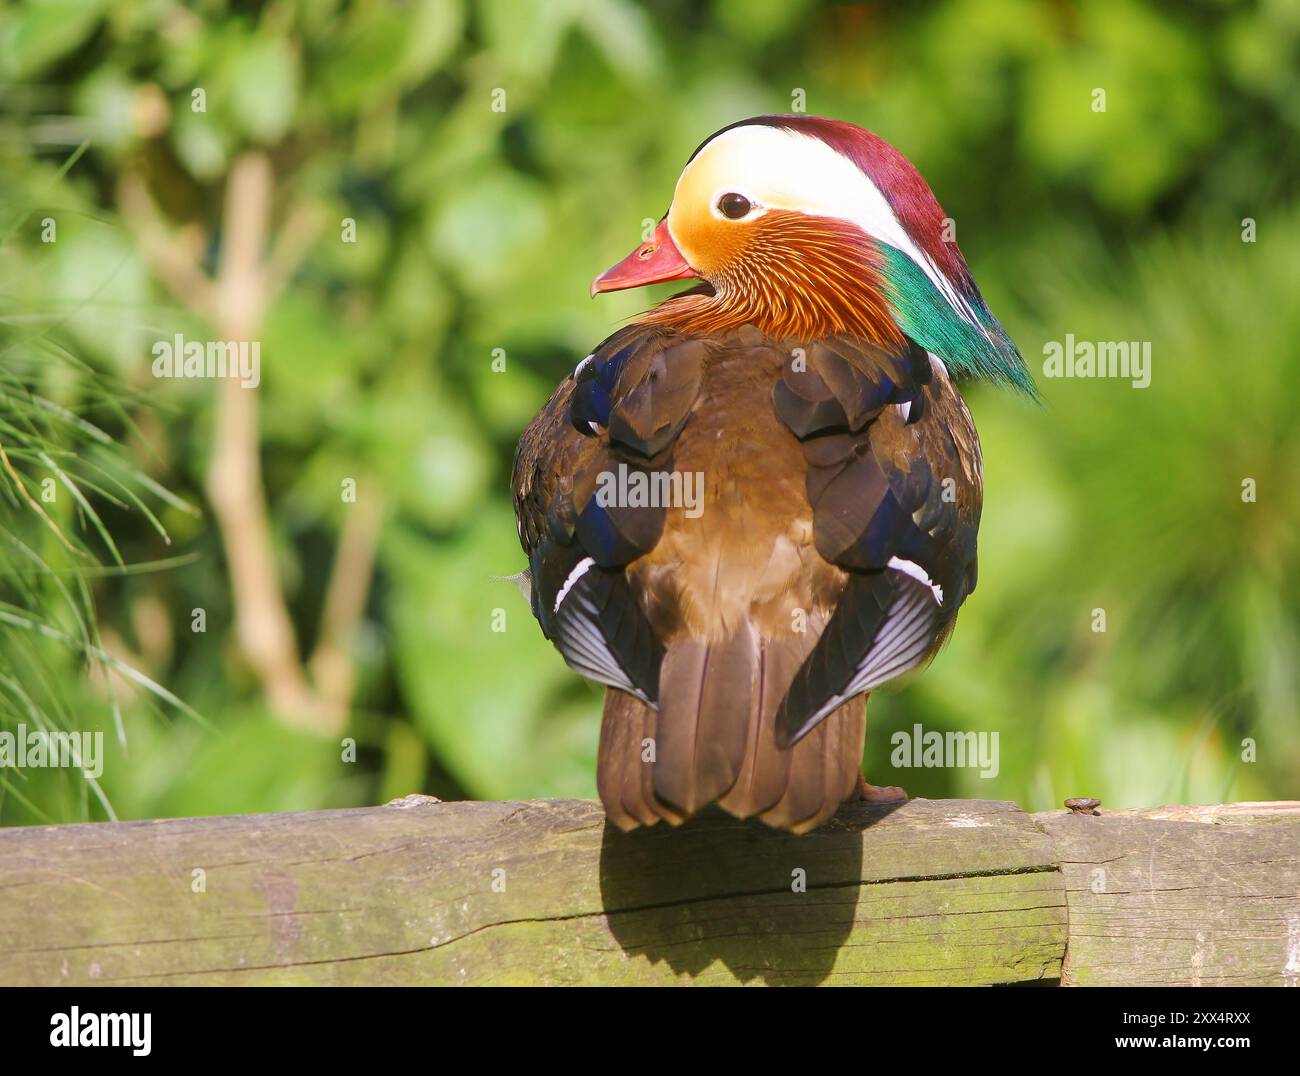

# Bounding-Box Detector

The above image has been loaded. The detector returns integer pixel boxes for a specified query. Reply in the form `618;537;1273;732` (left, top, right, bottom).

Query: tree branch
308;488;386;726
203;153;322;731
115;173;216;322
120;152;371;737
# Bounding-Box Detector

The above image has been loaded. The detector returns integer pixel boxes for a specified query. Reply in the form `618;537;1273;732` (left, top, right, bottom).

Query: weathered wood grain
1037;804;1300;986
0;797;1294;986
0;797;1064;986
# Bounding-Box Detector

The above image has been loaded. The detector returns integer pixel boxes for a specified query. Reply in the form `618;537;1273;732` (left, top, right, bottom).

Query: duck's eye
717;192;752;220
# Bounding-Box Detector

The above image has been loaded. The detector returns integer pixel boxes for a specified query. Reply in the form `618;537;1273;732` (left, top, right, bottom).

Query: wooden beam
1;798;1296;986
1043;803;1300;986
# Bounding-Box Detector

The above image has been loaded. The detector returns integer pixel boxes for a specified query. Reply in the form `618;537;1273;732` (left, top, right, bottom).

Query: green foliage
0;0;1296;823
0;172;197;821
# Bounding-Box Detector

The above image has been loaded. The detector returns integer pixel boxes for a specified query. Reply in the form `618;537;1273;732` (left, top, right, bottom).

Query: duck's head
592;115;1032;394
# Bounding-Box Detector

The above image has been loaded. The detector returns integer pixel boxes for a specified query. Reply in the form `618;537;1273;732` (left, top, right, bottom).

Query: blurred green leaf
226;34;300;144
386;509;601;800
0;0;105;80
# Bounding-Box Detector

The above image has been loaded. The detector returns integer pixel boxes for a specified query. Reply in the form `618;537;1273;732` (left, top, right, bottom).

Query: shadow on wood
597;798;1069;985
598;806;882;985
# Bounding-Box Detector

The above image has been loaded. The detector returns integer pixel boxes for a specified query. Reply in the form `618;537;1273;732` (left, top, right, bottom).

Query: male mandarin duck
512;116;1033;834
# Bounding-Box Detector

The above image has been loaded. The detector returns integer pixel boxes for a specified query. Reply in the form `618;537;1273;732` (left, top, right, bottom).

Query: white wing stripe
553;556;595;613
887;556;944;605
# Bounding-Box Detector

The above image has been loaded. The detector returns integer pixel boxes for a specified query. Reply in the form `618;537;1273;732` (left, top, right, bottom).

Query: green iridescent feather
879;244;1037;398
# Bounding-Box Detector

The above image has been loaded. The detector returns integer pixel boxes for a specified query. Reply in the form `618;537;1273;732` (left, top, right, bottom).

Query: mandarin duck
512;116;1033;833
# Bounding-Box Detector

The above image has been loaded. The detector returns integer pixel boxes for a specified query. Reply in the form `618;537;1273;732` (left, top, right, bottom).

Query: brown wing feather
772;342;982;745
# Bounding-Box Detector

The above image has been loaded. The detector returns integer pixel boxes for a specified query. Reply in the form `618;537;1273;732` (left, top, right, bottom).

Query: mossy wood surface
1;797;1296;986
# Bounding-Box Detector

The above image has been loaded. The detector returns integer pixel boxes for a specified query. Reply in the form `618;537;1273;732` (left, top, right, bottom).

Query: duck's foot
851;772;908;804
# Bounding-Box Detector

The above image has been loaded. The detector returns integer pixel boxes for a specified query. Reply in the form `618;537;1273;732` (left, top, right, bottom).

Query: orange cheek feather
645;210;904;346
670;205;755;278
